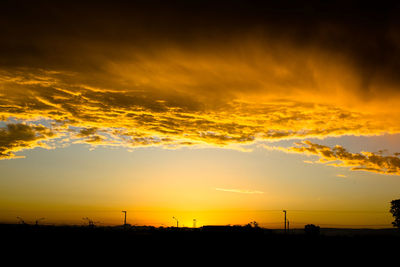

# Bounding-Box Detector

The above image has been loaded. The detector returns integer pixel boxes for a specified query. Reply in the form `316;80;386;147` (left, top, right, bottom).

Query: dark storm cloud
0;123;54;159
0;0;399;92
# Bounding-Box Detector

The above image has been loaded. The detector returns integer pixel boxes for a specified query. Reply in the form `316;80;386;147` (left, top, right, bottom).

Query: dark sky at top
1;0;399;90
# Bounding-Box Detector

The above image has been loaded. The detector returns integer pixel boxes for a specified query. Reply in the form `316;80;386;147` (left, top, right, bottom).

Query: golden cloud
286;141;400;175
1;2;400;161
1;58;400;159
0;123;55;159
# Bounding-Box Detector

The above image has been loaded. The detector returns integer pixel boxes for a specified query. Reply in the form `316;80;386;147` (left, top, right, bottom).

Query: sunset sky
1;1;400;228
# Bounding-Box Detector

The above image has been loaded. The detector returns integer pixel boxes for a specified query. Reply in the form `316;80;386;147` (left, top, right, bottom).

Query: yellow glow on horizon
0;206;393;229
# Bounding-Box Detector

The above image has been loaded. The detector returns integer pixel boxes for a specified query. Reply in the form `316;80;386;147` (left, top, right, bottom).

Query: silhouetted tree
390;199;400;228
304;224;320;236
16;216;27;225
245;221;259;228
82;217;98;228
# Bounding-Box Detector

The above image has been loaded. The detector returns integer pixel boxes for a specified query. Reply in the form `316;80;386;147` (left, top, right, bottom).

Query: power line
258;221;392;227
247;210;390;214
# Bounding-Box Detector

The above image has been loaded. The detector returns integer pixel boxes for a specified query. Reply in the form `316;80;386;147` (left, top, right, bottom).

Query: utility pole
193;219;197;228
287;220;290;232
122;210;127;226
283;210;287;233
173;216;179;228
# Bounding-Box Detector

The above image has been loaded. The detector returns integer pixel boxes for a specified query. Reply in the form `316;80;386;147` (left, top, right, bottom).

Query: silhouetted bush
245;221;259;228
304;224;320;236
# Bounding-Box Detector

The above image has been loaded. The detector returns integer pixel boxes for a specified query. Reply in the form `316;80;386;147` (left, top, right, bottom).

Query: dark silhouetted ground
2;223;398;263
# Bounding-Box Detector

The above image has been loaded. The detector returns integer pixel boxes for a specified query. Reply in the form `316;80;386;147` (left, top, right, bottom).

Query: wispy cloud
215;188;264;194
275;141;400;176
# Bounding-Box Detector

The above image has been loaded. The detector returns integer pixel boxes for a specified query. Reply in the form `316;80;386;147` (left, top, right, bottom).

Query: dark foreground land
2;223;399;262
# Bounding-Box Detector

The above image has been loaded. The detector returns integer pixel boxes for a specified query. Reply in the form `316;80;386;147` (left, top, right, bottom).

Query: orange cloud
287;141;400;175
0;123;55;159
1;2;400;159
1;62;400;158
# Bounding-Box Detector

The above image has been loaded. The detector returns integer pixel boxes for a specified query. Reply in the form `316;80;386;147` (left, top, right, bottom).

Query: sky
1;1;400;228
